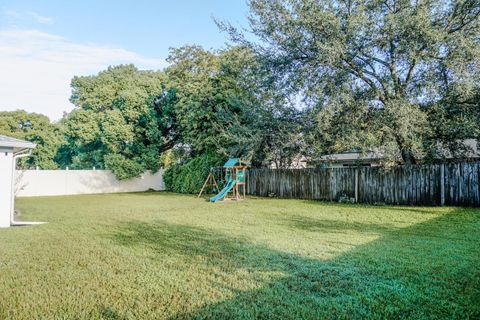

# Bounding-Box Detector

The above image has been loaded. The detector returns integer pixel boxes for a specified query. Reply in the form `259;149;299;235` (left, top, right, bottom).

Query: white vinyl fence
15;169;164;197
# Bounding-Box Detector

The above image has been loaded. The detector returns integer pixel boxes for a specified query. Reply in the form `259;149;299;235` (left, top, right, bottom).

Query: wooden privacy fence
246;162;480;206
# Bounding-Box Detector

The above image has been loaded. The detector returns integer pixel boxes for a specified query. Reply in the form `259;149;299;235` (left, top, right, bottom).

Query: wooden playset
198;158;247;202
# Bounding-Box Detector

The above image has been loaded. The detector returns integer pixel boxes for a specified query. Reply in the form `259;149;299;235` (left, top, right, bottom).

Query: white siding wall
0;151;14;227
16;170;164;197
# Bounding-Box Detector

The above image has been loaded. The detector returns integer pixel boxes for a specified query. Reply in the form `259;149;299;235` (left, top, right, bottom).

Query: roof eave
13;147;35;156
0;142;36;149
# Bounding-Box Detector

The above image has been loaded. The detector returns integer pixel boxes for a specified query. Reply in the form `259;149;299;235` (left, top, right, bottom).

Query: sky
0;0;250;120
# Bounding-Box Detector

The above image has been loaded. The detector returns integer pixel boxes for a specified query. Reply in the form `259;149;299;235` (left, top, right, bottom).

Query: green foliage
61;65;173;178
5;194;480;318
103;154;145;180
424;86;480;160
166;46;259;157
61;49;304;179
0;110;65;169
2;2;479;174
250;105;305;168
164;153;225;194
224;0;480;163
166;45;305;168
58;46;306;178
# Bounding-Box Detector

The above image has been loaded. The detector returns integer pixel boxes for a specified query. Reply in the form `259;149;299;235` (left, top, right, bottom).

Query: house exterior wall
15;169;164;197
0;150;14;227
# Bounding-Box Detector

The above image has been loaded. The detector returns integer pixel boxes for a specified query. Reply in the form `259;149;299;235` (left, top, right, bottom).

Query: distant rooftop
318;151;384;162
317;139;479;163
0;135;36;153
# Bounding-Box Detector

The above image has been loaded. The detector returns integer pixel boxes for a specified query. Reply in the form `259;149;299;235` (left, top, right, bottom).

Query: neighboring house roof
0;135;36;153
318;151;383;162
318;139;480;163
436;139;479;159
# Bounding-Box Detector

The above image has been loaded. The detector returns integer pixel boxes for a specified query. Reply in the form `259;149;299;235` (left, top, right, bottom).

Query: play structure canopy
223;158;240;168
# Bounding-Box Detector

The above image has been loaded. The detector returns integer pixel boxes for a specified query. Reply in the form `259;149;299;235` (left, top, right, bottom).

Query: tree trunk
401;148;417;165
395;135;417;164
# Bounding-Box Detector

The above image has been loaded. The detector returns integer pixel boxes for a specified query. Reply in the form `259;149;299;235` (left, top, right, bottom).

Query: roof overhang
0;135;36;154
317;151;384;162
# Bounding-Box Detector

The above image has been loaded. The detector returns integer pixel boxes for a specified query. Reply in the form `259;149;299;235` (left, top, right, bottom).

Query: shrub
338;193;356;204
164;154;225;194
104;154;145;180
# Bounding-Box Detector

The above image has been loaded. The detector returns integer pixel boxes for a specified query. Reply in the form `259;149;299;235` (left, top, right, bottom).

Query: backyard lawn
1;193;479;319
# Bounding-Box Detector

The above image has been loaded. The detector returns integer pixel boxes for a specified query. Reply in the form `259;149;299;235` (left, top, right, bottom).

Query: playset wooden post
197;171;220;198
199;158;248;202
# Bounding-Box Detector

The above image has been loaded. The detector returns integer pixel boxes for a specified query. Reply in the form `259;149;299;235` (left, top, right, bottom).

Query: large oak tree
222;0;480;163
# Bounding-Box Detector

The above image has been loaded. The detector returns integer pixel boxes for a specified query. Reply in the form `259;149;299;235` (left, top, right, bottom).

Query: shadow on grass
115;191;189;197
112;209;480;319
282;215;401;234
300;199;443;214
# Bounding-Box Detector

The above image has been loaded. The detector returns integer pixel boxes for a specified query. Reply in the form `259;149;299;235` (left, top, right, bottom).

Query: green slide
209;179;237;202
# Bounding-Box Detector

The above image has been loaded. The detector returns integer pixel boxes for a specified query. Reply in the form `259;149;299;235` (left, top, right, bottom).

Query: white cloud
0;29;167;120
25;11;54;25
4;10;53;25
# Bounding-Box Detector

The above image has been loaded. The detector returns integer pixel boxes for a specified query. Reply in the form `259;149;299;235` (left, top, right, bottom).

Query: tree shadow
300;199;442;214
113;221;283;272
112;208;480;319
282;215;401;234
122;191;186;197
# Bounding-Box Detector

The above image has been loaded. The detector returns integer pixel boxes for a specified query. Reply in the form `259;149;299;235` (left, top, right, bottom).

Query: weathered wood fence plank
246;162;480;207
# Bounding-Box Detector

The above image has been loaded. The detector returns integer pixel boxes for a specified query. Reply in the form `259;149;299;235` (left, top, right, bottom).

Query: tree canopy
58;46;305;179
61;65;171;178
6;1;479;180
0;110;65;169
222;0;480;163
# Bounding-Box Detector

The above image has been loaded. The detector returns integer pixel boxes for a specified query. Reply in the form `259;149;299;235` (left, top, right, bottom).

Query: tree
247;101;306;168
63;47;313;180
166;45;305;168
165;45;260;158
62;65;175;179
222;0;480;163
0;110;65;169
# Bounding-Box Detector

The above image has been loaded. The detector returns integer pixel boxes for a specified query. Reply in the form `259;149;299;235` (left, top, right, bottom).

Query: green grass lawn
1;193;479;319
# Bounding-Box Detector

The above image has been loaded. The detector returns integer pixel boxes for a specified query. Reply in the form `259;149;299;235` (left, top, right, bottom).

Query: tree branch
447;3;480;34
158;134;180;153
340;58;387;104
353;56;389;94
403;59;417;87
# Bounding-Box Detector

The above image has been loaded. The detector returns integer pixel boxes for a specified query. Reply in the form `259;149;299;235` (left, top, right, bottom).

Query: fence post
440;163;445;206
355;168;359;203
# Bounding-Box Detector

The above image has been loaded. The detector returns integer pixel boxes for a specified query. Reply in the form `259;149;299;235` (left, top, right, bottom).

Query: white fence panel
16;170;164;197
